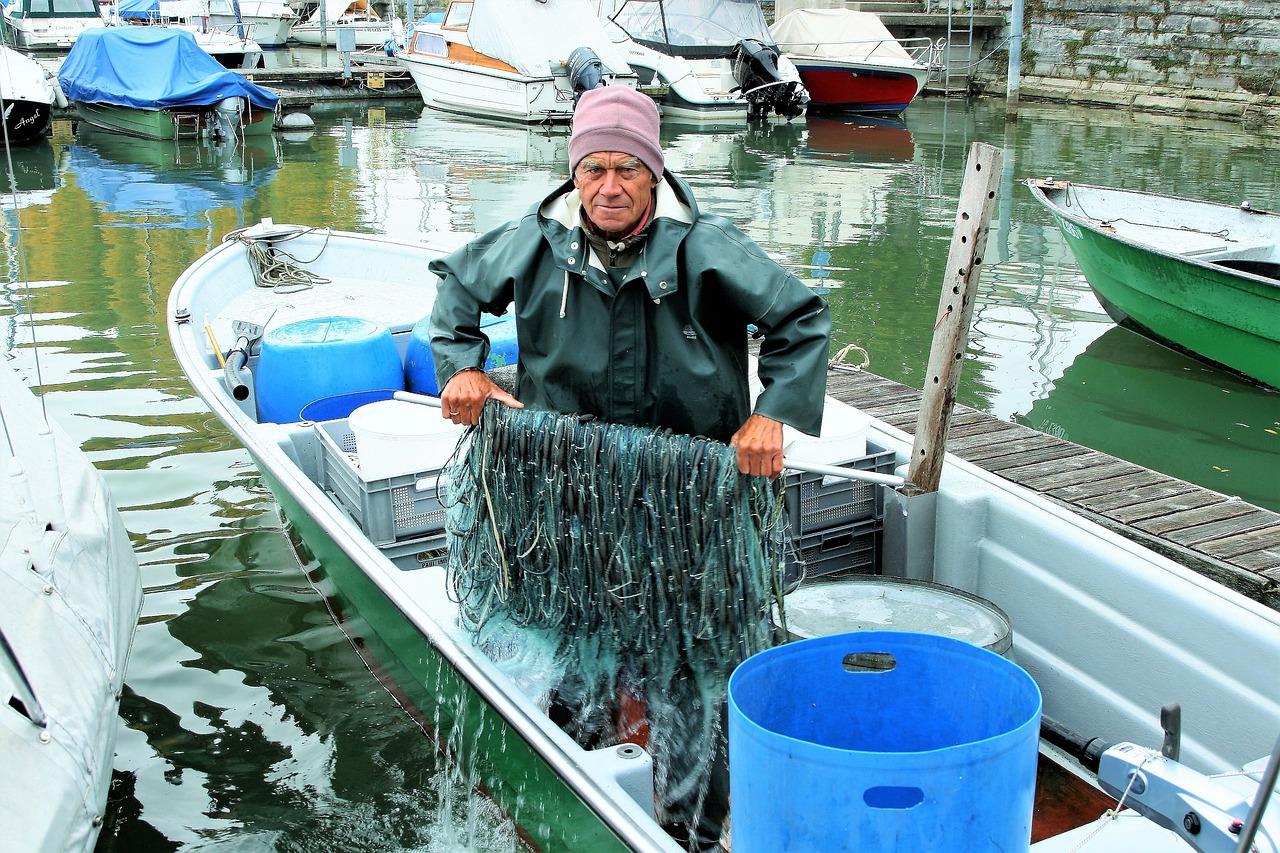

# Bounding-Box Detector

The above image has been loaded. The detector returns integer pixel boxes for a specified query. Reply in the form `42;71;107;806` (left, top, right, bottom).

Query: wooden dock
825;368;1280;611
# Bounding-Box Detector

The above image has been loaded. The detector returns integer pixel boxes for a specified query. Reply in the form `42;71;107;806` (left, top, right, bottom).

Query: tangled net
444;403;791;841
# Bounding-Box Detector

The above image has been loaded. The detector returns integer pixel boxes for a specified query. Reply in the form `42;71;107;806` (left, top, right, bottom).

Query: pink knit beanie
569;87;664;179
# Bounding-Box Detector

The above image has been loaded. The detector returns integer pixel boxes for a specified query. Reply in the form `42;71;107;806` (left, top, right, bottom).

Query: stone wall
972;0;1280;132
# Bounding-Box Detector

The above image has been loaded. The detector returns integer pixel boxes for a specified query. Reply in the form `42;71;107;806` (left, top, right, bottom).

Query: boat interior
175;224;1280;851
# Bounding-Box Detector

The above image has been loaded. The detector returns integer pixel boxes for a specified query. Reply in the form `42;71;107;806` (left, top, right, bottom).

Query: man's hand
730;413;784;478
439;369;523;425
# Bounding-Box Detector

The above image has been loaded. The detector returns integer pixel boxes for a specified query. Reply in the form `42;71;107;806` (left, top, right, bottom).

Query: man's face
573;152;656;239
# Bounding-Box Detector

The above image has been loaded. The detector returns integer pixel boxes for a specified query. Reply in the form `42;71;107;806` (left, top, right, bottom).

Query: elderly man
428;85;830;478
427;86;831;850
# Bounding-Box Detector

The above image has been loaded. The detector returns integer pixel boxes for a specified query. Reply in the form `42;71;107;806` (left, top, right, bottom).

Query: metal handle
784;458;905;488
392;390;442;408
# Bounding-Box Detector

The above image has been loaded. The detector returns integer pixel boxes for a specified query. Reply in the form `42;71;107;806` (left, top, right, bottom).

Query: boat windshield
601;0;773;59
23;0;99;17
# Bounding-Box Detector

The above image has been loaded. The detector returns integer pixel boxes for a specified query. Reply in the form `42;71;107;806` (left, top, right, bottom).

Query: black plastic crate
783;442;895;537
315;421;447;545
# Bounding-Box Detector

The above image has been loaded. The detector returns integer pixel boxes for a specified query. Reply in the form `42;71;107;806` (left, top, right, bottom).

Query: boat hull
791;58;926;115
290;20;390;47
1029;180;1280;390
2;97;52;143
208;14;293;47
73;99;276;140
400;53;579;124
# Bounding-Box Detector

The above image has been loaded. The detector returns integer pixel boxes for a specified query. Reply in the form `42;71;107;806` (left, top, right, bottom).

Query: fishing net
444;402;791;845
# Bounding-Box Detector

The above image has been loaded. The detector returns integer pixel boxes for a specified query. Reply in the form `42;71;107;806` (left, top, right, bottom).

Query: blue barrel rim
728;630;1043;758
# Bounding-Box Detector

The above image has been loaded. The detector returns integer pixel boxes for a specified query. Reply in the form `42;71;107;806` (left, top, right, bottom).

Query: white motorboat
206;0;296;48
0;363;144;852
598;0;808;122
166;219;1280;853
106;0;266;67
1;0;101;50
289;0;394;48
399;0;639;125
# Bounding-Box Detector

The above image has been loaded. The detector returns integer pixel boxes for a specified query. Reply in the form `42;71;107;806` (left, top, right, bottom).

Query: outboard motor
731;38;806;121
567;46;606;102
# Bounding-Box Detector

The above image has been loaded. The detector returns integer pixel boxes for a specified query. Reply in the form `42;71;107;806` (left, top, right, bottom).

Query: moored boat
598;0;807;122
289;0;394;48
168;219;1280;852
0;0;100;50
107;0;266;68
206;0;296;47
398;0;639;125
58;27;279;140
1027;177;1280;391
770;7;940;116
0;363;144;852
0;44;66;144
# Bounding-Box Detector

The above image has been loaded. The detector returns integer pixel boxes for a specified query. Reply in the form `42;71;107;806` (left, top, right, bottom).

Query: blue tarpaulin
58;27;279;110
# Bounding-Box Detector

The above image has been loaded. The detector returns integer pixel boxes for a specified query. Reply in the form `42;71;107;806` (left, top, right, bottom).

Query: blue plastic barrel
255;317;403;423
728;631;1042;852
404;313;519;396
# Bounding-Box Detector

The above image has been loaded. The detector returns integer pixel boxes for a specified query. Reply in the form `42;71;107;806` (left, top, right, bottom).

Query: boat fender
47;74;69;110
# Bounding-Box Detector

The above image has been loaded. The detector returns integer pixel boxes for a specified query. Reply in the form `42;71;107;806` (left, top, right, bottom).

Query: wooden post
907;142;1003;493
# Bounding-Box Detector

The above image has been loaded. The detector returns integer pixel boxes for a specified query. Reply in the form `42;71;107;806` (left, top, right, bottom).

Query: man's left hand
730;414;784;478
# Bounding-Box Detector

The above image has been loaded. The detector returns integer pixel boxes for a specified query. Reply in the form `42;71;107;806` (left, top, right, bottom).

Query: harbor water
3;95;1278;851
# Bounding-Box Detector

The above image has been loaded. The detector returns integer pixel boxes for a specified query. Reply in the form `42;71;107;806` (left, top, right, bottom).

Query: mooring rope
444;403;792;839
223;225;333;292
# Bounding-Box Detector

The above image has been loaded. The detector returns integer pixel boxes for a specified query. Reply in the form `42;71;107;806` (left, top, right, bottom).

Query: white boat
167;219;1280;852
289;0;393;48
1;0;101;50
597;0;808;122
399;0;639;125
770;8;942;116
206;0;295;47
0;44;67;143
0;363;144;852
105;0;266;67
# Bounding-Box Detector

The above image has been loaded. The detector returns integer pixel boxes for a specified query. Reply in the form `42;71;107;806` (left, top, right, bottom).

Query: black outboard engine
731;38;807;121
567;46;607;102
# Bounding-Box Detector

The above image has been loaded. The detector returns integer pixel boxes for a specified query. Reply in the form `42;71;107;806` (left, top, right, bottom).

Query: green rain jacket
427;171;831;443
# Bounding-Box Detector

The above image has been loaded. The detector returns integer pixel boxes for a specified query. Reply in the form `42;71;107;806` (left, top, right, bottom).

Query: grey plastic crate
794;516;879;580
783;442;895;537
383;532;449;572
315;421;447;545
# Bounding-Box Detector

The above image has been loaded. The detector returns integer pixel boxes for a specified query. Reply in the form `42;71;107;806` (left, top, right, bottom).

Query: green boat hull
74;100;276;141
1030;180;1280;390
266;474;633;853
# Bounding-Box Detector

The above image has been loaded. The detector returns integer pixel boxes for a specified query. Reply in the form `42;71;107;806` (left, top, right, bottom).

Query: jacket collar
537;174;696;299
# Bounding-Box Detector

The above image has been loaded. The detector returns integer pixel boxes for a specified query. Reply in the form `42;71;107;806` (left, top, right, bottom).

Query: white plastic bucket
785;395;870;462
348;399;465;481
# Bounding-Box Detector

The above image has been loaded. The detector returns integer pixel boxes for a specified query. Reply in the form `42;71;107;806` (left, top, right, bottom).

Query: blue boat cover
58;27;279;111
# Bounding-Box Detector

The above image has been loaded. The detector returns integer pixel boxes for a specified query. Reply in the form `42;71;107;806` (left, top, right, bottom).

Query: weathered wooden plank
1134;501;1260;538
1197;524;1280;560
956;432;1073;463
1172;511;1280;547
1104;490;1226;524
1070;478;1200;513
975;443;1103;474
1017;460;1139;492
1231;549;1280;573
1049;470;1174;505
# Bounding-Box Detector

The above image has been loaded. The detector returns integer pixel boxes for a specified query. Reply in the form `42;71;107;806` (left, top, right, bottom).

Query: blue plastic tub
728;630;1042;852
404;313;518;396
298;388;397;422
255;317;403;424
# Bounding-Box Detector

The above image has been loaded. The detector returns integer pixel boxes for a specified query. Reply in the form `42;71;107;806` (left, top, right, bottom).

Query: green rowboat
1027;178;1280;391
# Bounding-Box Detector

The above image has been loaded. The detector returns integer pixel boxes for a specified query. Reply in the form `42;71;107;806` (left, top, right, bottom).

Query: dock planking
824;367;1280;611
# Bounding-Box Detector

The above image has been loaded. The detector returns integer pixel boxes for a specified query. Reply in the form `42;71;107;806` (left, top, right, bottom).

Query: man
427;86;831;849
428;85;830;478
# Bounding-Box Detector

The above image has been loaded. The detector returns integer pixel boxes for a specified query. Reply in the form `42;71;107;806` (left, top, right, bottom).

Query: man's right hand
439;368;523;426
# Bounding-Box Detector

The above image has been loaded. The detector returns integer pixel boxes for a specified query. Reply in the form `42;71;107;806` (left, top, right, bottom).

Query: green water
3;95;1277;851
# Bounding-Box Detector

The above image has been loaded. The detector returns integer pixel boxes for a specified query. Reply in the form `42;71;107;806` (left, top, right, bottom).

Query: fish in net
443;402;793;846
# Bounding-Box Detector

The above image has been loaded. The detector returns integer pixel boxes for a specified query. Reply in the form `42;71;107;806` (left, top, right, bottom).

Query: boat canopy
465;0;634;78
771;8;915;65
599;0;775;59
57;27;279;110
116;0;204;19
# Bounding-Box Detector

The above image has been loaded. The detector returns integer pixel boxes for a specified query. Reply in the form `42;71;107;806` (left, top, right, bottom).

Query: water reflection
1023;326;1280;510
70;129;281;230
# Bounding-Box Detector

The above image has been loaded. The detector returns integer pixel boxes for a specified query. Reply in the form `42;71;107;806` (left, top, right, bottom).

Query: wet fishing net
444;403;791;845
